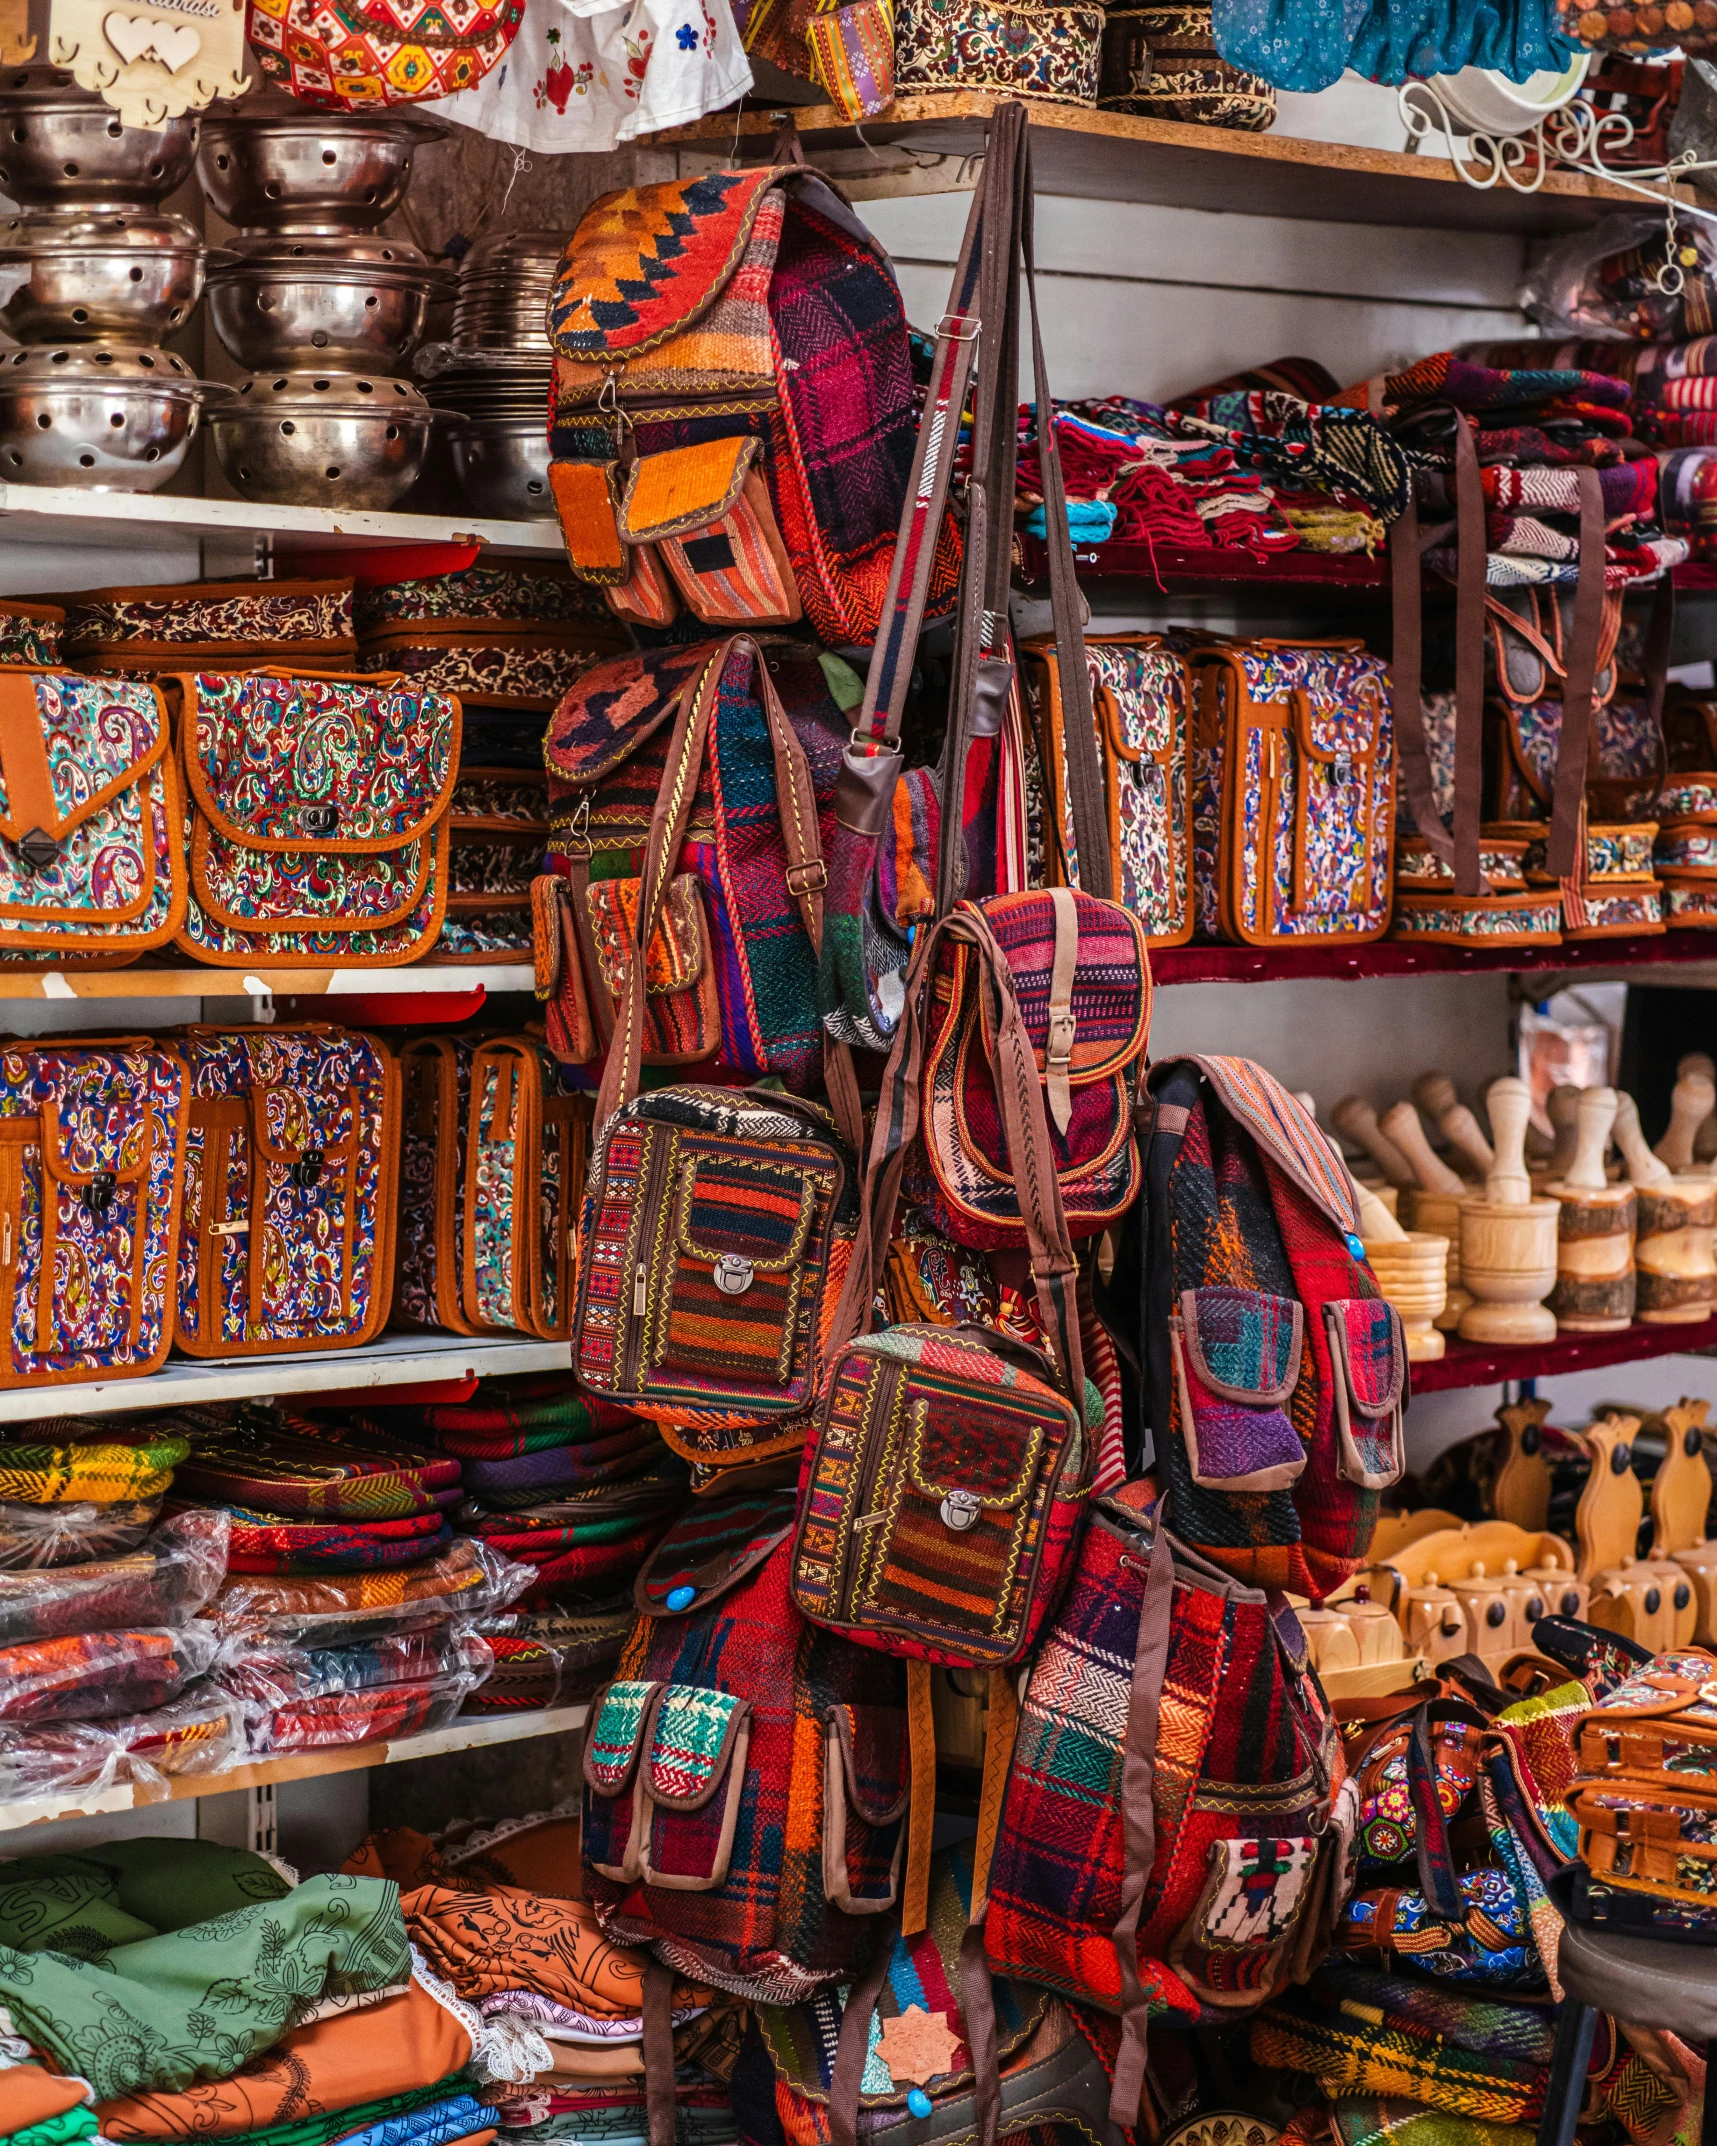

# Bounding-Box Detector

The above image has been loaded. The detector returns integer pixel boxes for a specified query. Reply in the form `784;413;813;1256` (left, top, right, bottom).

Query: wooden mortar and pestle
1457;1075;1560;1345
1355;1179;1448;1363
1545;1086;1636;1335
1617;1084;1717;1325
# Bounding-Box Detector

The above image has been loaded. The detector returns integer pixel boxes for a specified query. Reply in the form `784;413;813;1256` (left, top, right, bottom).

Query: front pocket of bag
638;1683;752;1891
1167;1834;1321;2008
582;1676;661;1883
822;1701;909;1913
1171;1286;1305;1492
852;1380;1063;1658
648;1153;815;1388
585;872;719;1066
1324;1298;1408;1490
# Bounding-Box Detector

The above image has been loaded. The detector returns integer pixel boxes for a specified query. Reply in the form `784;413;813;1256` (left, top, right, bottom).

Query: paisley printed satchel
0;669;186;966
462;1035;588;1343
173;1025;400;1359
0;1038;188;1387
168;669;461;970
1190;638;1395;946
395;1035;478;1339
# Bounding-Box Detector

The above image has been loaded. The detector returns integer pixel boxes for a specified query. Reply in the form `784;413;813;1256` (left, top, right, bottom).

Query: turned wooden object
1381;1100;1468;1198
1618;1091;1717;1324
1655;1398;1717;1643
1413;1072;1483;1181
1458;1076;1559;1344
1577;1411;1698;1651
1680;1053;1717;1163
1365;1231;1449;1362
1491;1397;1554;1533
1332;1096;1416;1189
1370;1519;1581;1661
1547;1087;1636;1335
1355;1181;1406;1243
1659;1068;1717;1175
1545;1084;1583;1183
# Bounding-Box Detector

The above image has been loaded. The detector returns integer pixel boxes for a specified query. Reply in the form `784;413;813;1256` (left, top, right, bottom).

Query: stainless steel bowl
0;209;203;342
445;413;554;520
197;113;447;233
0;68;198;206
0;341;218;491
207;240;452;370
208;369;433;508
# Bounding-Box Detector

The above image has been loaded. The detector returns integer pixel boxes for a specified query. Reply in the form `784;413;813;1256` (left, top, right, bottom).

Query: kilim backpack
582;1499;909;2005
545;163;959;651
173;1025;399;1358
1134;1055;1407;1601
984;1488;1340;2133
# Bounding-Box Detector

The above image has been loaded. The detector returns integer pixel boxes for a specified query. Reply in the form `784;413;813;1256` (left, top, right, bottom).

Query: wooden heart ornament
149;19;199;65
101;10;156;58
53;0;248;122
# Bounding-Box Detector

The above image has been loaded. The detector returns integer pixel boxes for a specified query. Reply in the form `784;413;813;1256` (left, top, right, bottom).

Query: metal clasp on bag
300;805;339;837
289;1149;325;1190
713;1254;754;1297
940;1488;982;1532
17;828;57;874
81;1170;116;1217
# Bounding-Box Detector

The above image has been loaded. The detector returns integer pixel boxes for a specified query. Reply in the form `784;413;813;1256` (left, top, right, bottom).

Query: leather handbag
570;640;865;1491
894;0;1103;102
1188;637;1396;946
0;1038;188;1386
173;1025;400;1358
0;670;186;967
395;1034;477;1338
1021;630;1195;949
463;1034;587;1343
169;670;460;970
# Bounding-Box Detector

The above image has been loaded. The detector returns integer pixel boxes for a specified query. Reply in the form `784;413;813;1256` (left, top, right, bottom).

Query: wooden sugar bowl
1355;1182;1448;1363
1636;1175;1717;1324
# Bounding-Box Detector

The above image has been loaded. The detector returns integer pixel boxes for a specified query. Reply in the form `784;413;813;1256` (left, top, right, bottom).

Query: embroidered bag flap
549;169;785;370
1324;1298;1408;1491
37;1069;156;1202
586;875;709;999
621;439;760;546
544;642;719;791
635;1488;798;1616
248;1076;360;1175
174;671;459;854
0;673;169;921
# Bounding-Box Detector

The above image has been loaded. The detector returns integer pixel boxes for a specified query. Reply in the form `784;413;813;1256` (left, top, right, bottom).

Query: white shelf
0;485;562;559
0;962;534;1000
0;1332;571;1421
0;1702;591;1835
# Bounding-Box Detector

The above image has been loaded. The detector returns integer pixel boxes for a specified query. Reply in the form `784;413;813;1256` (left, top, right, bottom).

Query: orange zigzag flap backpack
545;163;959;650
1133;1055;1406;1601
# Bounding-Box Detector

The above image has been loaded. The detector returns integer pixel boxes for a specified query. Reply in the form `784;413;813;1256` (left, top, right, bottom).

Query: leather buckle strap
784;859;827;896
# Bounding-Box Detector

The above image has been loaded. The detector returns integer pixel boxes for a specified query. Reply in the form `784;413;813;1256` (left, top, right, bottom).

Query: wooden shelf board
0;962;534;1000
656;91;1671;233
0;485;562;559
1151;932;1717;985
0;1703;590;1836
0;1332;571;1422
1411;1317;1717;1393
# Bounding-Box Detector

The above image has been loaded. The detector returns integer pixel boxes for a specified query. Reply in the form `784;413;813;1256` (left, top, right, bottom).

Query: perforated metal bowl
208;369;433;508
207;236;452;370
0;342;220;490
0;67;198;206
443;413;554;520
0;208;204;341
197;112;447;233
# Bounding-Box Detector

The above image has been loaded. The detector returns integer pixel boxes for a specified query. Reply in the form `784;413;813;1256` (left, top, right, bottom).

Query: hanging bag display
170;669;460;970
173;1025;399;1358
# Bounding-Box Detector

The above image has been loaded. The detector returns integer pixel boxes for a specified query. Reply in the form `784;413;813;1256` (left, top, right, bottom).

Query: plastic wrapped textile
221;1626;494;1754
0;1513;227;1646
172;1431;460;1521
0;1620;218;1726
460;1605;633;1714
0;1869;409;2103
460;1528;674;1608
0;1432;187;1507
0;1498;162;1570
214;1540;534;1645
220;1509;456;1575
0;1686;243;1803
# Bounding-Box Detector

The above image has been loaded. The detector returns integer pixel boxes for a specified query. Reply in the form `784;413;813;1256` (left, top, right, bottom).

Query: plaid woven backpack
984;1489;1340;2133
582;1506;908;2008
1135;1054;1407;1601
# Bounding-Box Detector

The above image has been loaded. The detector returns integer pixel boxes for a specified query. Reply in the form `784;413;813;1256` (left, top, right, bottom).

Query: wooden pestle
1356;1180;1409;1244
1483;1077;1535;1205
1548;1087;1635;1334
1658;1069;1717;1174
1331;1096;1416;1188
1483;1074;1551;1162
1615;1091;1674;1190
1380;1101;1467;1198
1688;1052;1717;1162
1414;1072;1489;1179
1546;1085;1583;1182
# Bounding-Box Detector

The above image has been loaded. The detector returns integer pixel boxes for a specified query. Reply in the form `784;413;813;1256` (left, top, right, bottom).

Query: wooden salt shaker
1617;1091;1717;1325
1547;1086;1636;1334
1458;1076;1560;1345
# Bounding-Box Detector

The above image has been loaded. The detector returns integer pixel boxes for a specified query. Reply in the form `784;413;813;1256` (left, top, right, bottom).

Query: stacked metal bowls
0;67;220;491
416;232;562;521
199;111;448;510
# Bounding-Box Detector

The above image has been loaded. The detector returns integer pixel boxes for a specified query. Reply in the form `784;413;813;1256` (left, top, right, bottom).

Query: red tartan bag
984;1488;1342;2132
1137;1055;1406;1601
582;1503;909;2005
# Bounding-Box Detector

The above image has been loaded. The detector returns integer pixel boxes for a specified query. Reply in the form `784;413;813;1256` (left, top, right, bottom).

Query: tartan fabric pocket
640;1684;753;1890
1323;1299;1408;1491
583;1676;661;1882
1171;1287;1307;1492
820;1701;910;1912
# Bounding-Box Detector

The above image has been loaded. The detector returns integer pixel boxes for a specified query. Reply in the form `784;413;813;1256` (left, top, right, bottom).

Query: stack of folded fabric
0;1428;240;1802
346;1820;735;2146
353;1377;686;1697
164;1409;523;1752
18;1838;528;2146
